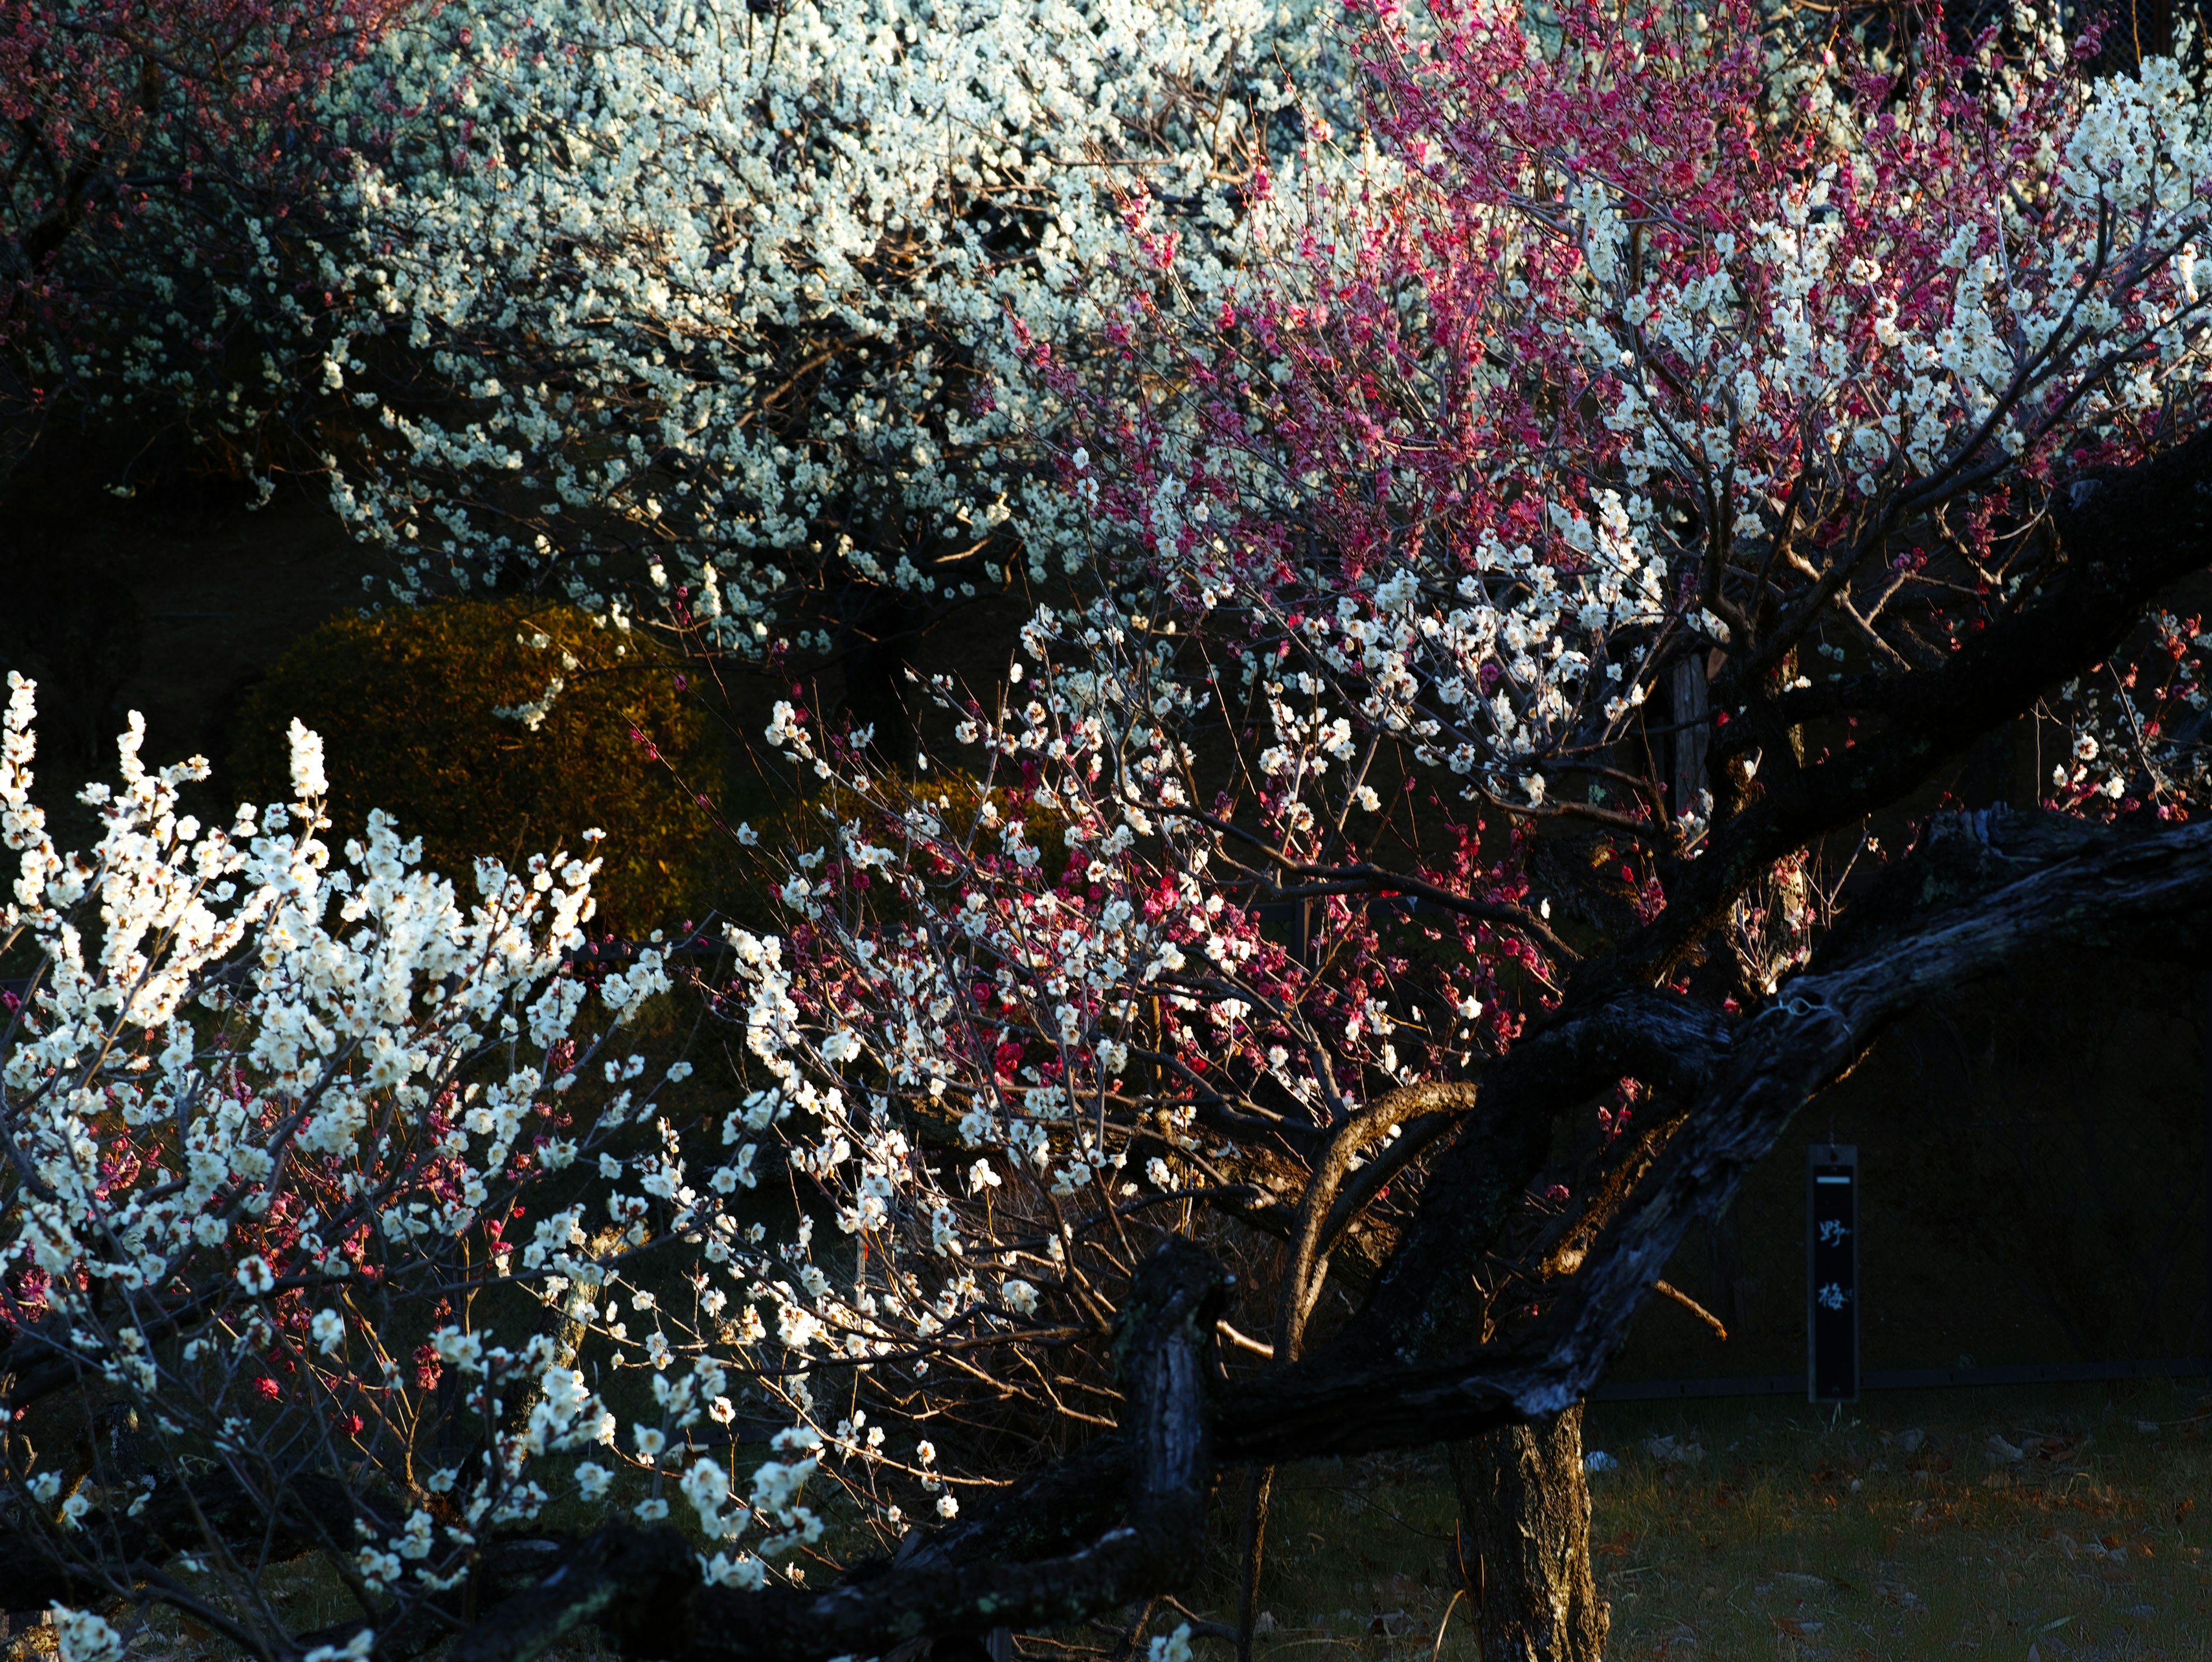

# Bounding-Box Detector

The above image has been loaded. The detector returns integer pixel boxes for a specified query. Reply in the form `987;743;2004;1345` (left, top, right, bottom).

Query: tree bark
1669;651;1710;827
1446;1407;1608;1662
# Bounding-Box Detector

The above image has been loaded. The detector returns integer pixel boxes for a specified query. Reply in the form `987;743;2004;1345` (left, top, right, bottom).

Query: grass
1157;1379;2212;1662
1581;1379;2212;1660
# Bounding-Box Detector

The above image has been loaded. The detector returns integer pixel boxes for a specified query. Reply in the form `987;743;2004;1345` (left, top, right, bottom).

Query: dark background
1613;954;2210;1381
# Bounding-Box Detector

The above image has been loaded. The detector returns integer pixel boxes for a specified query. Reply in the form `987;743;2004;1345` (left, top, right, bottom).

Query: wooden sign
1807;1144;1859;1403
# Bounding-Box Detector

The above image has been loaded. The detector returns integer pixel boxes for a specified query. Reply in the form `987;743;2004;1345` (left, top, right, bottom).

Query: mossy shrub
231;599;720;935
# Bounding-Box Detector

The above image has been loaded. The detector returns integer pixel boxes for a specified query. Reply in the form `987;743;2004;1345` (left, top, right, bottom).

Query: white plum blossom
314;0;1353;638
50;1608;124;1662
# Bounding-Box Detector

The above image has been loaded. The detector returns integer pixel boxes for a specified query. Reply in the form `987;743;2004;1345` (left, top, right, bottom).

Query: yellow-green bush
230;599;722;935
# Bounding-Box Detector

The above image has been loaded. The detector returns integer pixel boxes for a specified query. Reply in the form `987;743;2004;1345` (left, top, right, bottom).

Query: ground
1183;1380;2212;1662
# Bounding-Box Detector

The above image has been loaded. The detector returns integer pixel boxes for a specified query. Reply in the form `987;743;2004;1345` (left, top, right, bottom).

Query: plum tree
9;5;2212;1661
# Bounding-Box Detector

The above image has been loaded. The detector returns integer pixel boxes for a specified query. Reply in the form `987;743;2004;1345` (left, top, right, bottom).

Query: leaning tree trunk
1446;1406;1608;1662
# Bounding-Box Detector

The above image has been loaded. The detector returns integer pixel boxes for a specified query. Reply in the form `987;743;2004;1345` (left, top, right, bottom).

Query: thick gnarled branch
1224;809;2212;1459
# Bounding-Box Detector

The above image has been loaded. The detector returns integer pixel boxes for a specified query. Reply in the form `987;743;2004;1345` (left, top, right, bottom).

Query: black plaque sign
1806;1143;1858;1403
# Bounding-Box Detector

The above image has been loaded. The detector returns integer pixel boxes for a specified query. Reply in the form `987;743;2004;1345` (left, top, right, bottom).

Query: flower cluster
0;675;800;1636
18;7;2212;1654
308;0;1349;643
11;646;1499;1639
2046;609;2212;816
667;576;1544;1511
1037;0;2212;831
644;4;2212;1522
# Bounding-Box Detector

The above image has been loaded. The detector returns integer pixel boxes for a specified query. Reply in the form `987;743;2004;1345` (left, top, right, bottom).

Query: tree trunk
1446;1407;1608;1662
1669;652;1709;828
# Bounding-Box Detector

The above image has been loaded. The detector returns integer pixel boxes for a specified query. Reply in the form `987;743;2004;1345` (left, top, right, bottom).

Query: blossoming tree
13;5;2212;1662
704;0;2212;1648
965;0;2212;1641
